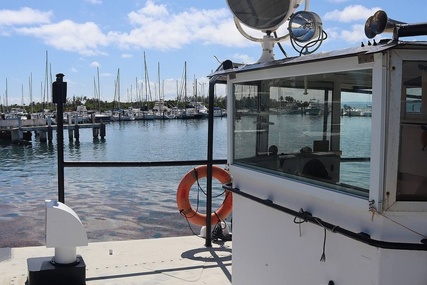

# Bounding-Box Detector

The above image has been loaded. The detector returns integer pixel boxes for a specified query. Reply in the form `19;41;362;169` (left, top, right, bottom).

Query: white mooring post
26;200;88;285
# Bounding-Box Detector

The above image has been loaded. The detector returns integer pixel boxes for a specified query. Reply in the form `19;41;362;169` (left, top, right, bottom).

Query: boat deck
0;236;232;285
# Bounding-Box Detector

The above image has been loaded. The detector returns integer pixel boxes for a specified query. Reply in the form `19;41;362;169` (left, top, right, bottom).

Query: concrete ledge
0;236;232;285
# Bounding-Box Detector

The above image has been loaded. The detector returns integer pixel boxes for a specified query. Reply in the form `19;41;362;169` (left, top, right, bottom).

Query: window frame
385;50;427;211
226;54;387;211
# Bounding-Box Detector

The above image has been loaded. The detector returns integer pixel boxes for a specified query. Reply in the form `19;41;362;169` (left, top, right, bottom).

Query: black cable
290;30;328;56
224;184;427;251
320;227;327;262
180;209;203;238
274;31;288;58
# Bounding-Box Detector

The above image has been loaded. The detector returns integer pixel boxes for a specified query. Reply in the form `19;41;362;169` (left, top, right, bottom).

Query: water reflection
0;119;228;247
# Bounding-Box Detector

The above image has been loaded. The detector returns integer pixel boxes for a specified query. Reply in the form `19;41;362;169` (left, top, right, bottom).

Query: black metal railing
54;73;227;247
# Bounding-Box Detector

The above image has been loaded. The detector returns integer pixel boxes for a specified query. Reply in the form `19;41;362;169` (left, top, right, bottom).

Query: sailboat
140;52;155;120
110;69;134;122
152;62;174;120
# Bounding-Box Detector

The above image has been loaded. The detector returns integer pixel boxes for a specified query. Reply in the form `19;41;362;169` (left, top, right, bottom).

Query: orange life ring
177;165;232;226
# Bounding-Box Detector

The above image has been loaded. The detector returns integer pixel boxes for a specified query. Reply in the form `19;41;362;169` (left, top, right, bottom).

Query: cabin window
397;61;427;201
233;70;372;197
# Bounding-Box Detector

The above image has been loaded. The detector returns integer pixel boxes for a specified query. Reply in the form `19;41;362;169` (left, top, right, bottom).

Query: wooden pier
0;116;106;143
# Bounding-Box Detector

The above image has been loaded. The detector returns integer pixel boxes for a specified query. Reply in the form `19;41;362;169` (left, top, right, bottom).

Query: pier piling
100;122;106;139
39;131;47;142
47;117;53;142
48;127;53;142
68;129;73;140
11;129;23;142
74;124;80;141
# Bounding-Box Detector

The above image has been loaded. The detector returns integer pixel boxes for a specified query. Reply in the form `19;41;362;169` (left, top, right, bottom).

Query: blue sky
1;0;426;106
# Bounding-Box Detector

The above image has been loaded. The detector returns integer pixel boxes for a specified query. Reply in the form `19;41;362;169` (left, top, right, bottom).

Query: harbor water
0;115;371;247
0;118;228;247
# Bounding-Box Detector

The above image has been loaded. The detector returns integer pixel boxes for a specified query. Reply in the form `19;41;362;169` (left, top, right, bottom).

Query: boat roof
208;40;427;81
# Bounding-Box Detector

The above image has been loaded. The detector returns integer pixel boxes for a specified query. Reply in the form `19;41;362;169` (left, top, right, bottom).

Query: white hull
231;166;427;284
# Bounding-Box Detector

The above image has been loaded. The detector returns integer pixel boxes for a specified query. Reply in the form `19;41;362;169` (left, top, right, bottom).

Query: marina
3;0;427;284
0;104;225;143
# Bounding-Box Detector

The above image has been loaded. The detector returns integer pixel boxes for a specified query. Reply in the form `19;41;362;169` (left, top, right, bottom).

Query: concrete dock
0;236;232;285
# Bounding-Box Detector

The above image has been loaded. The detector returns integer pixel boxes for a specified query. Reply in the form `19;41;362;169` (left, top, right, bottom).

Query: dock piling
74;124;80;141
47;117;53;142
100;122;106;139
67;114;73;140
39;131;47;142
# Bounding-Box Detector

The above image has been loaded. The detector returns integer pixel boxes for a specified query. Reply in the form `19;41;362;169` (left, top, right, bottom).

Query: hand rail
63;159;227;168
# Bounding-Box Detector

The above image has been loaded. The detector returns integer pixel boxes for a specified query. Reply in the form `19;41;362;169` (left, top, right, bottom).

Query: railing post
53;73;67;203
205;78;218;247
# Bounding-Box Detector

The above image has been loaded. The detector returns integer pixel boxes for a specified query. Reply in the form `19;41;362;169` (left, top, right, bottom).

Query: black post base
27;255;86;285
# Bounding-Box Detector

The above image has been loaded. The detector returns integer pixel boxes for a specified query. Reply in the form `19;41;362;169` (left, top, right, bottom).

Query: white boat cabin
210;27;427;285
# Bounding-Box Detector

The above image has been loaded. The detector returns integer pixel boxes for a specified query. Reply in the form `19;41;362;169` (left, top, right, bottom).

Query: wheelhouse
209;41;427;284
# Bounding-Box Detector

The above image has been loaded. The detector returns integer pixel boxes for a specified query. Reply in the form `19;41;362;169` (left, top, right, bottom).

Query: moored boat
208;1;427;284
213;107;227;117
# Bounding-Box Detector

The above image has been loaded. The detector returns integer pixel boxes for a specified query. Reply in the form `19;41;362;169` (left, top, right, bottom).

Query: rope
313;217;328;262
370;207;427;239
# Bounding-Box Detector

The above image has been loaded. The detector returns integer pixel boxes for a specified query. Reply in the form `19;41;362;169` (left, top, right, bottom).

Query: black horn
365;10;427;40
364;10;406;39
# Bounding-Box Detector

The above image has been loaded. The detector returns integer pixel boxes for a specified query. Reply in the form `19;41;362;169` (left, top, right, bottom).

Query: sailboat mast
158;62;160;101
93;77;97;106
21;84;24;108
5;78;8;112
97;66;101;111
144;53;148;106
118;68;121;109
40;82;42;108
49;62;52;109
144;52;152;104
29;73;33;114
176;80;179;102
184;61;187;102
194;76;197;100
43;50;48;109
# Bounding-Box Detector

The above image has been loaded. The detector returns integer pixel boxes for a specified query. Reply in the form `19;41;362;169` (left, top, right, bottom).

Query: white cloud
0;7;52;26
339;24;366;43
326;0;349;3
121;53;133;58
323;5;380;23
85;0;102;4
9;2;250;56
232;53;255;64
16;20;109;56
109;2;247;50
71;67;78;72
90;61;101;67
128;0;169;24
